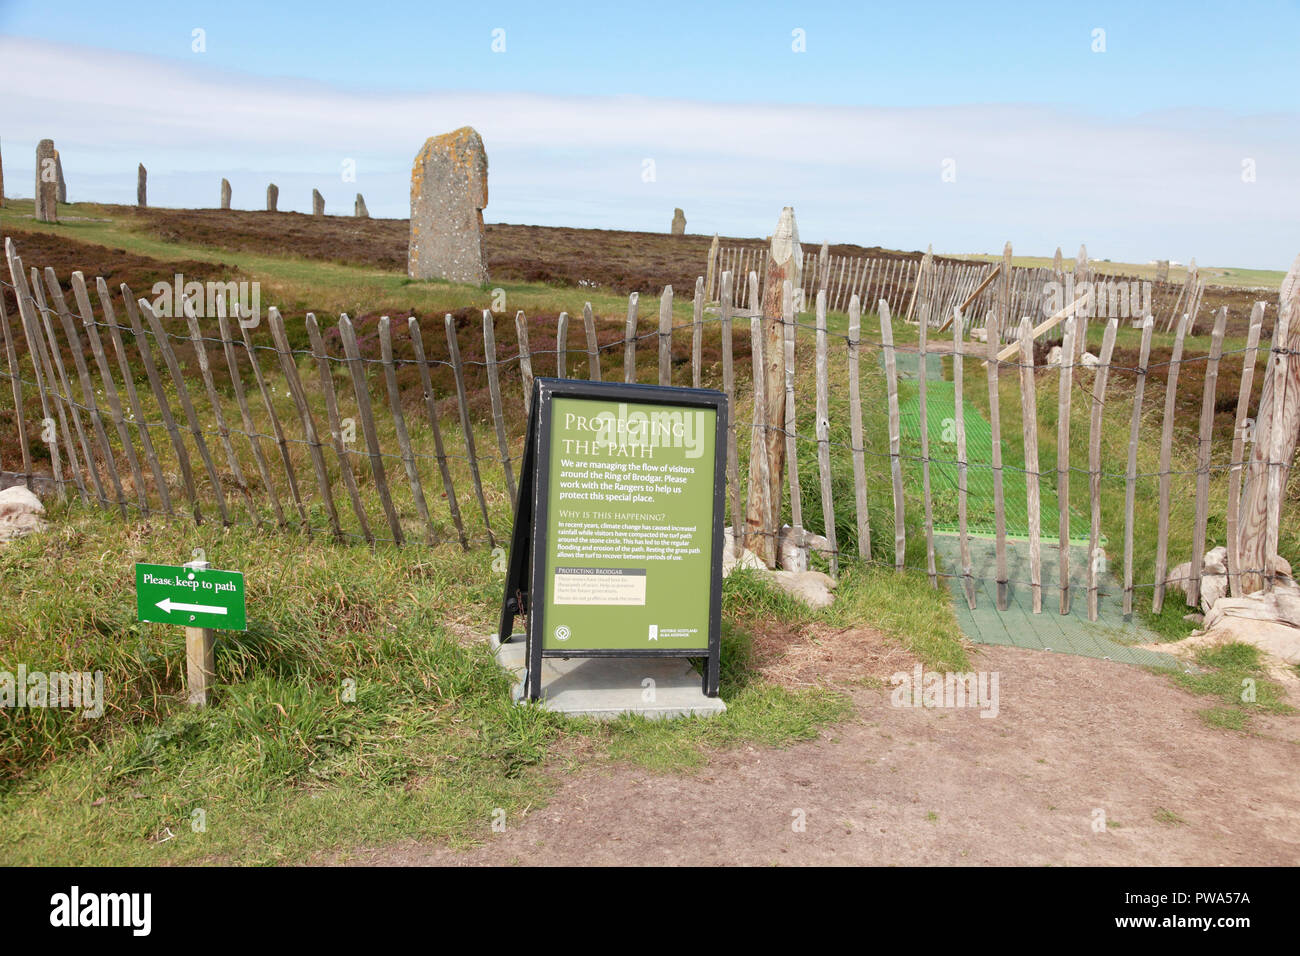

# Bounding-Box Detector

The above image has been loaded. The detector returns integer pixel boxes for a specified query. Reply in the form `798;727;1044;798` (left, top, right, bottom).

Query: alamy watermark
890;665;999;718
150;273;260;327
1;665;104;718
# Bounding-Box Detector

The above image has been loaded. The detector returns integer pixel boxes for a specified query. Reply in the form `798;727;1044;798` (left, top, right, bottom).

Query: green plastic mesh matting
891;351;1178;667
892;351;1088;543
933;536;1182;669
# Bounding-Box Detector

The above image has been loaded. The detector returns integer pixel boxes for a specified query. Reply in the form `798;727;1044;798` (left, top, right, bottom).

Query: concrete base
490;634;726;720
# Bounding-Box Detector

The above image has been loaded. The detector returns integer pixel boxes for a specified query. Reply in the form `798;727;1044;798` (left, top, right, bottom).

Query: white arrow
156;597;227;616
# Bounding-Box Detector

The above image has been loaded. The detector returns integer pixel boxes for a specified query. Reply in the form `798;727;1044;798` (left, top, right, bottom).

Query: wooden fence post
409;317;468;549
382;315;436;544
1225;303;1265;597
141;297;231;525
445;313;494;548
483;310;517;507
1153;315;1190;612
880;300;905;570
1018;316;1041;612
784;282;805;554
1237;256;1299;594
814;285;838;578
582;302;601;383
744;209;799;565
720;272;742;558
954;306;975;608
1188;307;1227;607
122;289;198;522
847;295;871;559
623;293;638;384
1122;316;1154;618
181;295;259;527
1087;318;1119;622
658;286;673;386
217;305;286;531
1057;315;1075;614
268;305;341;538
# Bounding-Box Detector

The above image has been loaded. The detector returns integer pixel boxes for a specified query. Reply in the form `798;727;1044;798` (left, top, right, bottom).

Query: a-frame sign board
498;378;728;701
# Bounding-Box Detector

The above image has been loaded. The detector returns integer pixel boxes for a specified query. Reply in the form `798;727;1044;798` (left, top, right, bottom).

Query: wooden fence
708;243;1212;334
2;235;1293;622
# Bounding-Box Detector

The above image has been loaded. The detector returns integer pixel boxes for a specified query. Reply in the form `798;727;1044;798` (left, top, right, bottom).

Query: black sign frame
497;377;728;701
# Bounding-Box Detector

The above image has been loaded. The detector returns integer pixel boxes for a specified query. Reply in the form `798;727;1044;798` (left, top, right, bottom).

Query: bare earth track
344;645;1300;866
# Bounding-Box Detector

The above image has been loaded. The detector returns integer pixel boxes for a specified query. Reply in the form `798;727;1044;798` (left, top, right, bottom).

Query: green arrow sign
135;563;246;631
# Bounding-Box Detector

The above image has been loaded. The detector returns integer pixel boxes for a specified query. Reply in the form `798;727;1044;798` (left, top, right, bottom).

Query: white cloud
2;36;1297;268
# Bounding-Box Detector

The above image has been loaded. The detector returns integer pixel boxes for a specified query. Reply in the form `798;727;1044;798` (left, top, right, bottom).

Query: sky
1;0;1297;268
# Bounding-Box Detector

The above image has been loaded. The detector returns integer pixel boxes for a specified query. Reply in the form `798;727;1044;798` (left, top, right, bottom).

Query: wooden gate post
743;207;801;567
1238;256;1300;593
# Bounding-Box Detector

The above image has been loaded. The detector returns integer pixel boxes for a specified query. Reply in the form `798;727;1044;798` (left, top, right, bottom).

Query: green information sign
498;378;727;701
135;563;246;631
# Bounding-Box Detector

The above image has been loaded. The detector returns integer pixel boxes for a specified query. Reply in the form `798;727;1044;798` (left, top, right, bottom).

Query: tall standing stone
312;189;324;216
35;140;57;222
671;208;686;235
354;193;369;218
55;150;66;204
1155;259;1170;283
137;164;147;208
220;178;231;210
407;126;488;283
0;136;6;207
266;183;278;212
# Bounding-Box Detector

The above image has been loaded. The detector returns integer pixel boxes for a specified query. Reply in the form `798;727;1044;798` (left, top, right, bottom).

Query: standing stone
35;140;57;222
312;189;325;216
407;126;488;283
671;208;686;235
0;136;6;207
1155;259;1170;283
55;150;66;204
137;164;147;208
266;183;278;212
354;193;368;218
220;178;231;210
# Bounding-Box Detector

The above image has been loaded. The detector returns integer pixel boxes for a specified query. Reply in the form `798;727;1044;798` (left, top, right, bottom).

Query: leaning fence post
445;313;495;548
483;309;517;508
0;271;31;487
339;314;404;545
409;317;468;549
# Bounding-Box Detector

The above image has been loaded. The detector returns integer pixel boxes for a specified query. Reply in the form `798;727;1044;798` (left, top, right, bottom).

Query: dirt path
344;645;1300;866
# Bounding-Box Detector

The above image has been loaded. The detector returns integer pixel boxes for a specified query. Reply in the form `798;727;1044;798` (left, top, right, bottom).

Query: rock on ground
0;486;47;542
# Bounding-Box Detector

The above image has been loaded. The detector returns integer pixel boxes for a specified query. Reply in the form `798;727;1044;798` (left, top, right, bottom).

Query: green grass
1164;642;1294;732
1;198;671;323
0;198;985;863
0;505;885;864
